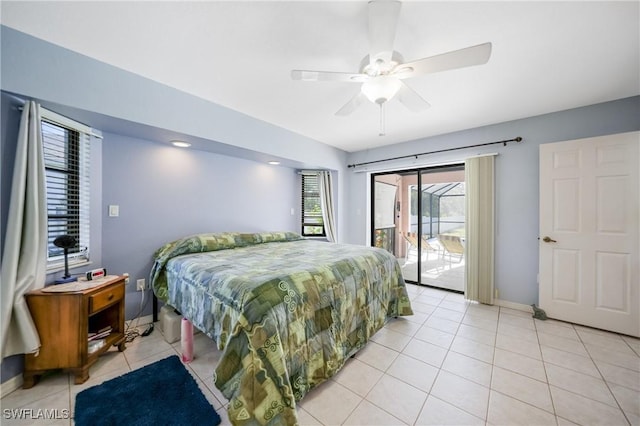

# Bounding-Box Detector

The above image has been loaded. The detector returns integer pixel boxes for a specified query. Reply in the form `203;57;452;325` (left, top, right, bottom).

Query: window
41;109;91;270
301;172;325;237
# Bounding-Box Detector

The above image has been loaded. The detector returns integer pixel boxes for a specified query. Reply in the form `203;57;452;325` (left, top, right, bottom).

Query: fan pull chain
379;102;386;136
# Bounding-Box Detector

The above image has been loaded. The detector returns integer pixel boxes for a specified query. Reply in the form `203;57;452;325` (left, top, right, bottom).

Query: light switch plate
108;205;119;217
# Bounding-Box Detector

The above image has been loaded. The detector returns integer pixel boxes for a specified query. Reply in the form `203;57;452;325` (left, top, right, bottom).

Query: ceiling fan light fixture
361;75;401;104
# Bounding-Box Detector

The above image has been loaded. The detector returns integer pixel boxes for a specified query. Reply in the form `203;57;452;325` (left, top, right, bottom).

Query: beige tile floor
2;283;639;425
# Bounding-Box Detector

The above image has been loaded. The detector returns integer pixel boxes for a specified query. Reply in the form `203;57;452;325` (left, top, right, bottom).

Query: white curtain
1;101;47;357
464;155;495;304
318;171;337;243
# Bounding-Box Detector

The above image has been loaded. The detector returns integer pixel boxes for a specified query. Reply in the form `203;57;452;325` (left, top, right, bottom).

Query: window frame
41;108;92;271
300;172;326;237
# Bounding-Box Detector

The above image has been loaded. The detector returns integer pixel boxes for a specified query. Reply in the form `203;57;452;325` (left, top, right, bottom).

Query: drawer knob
108;294;114;300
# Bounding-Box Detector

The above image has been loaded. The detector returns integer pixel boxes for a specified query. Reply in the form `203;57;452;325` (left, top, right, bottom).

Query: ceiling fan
291;0;492;135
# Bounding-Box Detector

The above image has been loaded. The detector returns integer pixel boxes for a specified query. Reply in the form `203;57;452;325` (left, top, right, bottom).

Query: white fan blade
335;91;367;116
397;82;430;112
291;70;367;82
368;0;401;66
394;42;492;79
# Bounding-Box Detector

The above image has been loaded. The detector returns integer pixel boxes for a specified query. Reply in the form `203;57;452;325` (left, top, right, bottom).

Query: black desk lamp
54;235;78;284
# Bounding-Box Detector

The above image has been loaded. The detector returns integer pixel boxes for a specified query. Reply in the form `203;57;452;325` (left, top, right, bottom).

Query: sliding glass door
371;165;466;291
418;168;466;291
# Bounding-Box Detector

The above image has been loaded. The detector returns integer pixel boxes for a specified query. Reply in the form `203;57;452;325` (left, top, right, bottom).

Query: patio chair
402;232;419;261
403;232;440;262
438;234;464;263
421;235;441;256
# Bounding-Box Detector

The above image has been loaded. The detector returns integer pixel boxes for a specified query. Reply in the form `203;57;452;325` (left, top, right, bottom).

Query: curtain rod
347;136;523;169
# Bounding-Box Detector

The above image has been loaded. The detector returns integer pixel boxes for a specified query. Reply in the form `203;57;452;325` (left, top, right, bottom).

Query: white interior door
539;131;639;337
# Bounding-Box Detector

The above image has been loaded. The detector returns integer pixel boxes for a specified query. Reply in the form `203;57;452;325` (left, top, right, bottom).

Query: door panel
595;252;629;312
551;249;579;302
597;176;627;233
553;179;580;232
539;131;639;337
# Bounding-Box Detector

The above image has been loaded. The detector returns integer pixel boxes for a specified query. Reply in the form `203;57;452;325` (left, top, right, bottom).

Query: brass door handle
542;236;557;243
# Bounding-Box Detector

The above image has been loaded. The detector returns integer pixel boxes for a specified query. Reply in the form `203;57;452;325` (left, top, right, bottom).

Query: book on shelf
88;338;105;354
88;326;112;341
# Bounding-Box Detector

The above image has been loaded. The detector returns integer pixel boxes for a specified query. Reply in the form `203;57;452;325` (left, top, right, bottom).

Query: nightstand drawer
90;284;124;313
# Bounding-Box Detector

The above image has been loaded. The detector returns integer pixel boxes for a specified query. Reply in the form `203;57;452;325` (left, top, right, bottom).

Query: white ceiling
2;1;639;153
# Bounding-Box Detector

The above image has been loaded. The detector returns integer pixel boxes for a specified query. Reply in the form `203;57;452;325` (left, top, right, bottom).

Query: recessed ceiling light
171;141;191;148
268;161;281;165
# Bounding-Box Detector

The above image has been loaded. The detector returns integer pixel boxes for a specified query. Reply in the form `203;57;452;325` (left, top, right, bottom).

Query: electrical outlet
136;278;145;291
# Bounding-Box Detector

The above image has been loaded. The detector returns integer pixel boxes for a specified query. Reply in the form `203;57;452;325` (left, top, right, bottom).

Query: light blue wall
0;25;348;238
0;93;24;383
101;132;299;318
0;95;300;382
0;25;347;384
0;27;347;169
345;96;640;305
1;94;21;252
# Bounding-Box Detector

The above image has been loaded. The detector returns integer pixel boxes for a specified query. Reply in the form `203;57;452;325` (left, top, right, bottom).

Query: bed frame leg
181;318;194;363
153;294;158;322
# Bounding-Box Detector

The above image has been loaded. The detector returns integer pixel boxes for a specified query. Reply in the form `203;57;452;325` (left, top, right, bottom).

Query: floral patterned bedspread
150;232;413;425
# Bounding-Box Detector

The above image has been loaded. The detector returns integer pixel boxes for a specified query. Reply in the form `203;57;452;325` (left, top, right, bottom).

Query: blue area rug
75;355;221;426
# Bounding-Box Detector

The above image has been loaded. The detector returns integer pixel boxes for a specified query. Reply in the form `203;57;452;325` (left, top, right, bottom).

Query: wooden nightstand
23;275;126;388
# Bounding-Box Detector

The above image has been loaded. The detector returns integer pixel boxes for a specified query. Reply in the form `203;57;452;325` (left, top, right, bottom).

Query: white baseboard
494;298;533;313
0;373;23;398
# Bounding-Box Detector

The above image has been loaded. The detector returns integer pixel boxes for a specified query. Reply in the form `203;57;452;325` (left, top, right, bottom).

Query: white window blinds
41;109;91;269
301;172;325;237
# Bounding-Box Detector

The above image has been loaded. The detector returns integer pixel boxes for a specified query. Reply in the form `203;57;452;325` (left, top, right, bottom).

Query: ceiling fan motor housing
290;0;492;127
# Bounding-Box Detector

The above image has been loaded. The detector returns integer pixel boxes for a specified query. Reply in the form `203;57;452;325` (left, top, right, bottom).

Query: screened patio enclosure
372;166;466;292
409;182;466;239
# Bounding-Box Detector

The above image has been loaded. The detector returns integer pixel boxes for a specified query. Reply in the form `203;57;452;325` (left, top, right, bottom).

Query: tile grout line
533;314;558;423
576;327;635;425
482;304;501;424
414;295;462;425
383;288;439;426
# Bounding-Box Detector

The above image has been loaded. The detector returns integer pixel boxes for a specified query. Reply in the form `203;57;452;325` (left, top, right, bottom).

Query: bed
150;231;413;425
